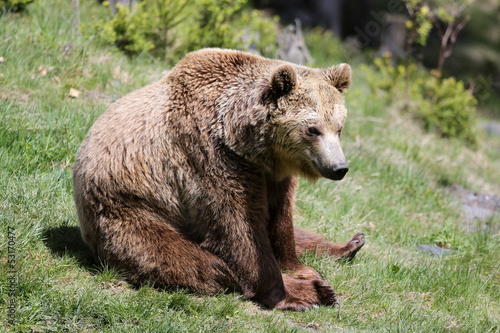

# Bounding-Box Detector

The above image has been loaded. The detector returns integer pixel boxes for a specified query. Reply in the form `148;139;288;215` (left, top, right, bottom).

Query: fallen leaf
0;56;5;63
38;66;47;75
38;66;55;76
69;88;80;98
53;75;61;84
62;42;73;55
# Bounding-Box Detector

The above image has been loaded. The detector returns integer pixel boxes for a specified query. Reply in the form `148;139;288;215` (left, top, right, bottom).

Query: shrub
186;0;278;55
0;0;34;13
417;76;477;145
366;53;478;146
188;0;247;50
89;0;192;57
88;0;278;61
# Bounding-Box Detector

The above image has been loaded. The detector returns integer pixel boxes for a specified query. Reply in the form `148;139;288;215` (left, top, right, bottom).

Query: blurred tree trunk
259;0;344;37
72;0;80;33
315;0;343;36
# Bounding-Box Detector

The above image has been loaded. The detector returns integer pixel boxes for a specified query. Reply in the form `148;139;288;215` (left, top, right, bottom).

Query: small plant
404;1;433;57
365;53;406;103
428;227;471;250
94;262;124;283
417;75;477;145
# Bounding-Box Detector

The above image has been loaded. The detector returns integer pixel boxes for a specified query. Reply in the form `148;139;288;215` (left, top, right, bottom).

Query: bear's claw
314;280;337;306
276;276;338;311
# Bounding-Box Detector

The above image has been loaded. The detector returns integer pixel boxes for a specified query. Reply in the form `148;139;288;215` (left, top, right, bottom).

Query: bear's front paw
314;280;337;306
276;276;337;311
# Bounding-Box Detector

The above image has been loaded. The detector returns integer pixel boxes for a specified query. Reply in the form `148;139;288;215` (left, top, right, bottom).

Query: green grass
1;0;499;331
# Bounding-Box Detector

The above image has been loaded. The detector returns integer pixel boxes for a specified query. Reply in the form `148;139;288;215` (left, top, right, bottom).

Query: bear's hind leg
94;217;241;295
294;228;365;260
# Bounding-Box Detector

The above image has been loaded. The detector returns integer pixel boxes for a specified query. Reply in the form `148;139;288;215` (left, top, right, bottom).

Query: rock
417;244;457;256
446;184;500;232
462;205;497;221
479;120;500;136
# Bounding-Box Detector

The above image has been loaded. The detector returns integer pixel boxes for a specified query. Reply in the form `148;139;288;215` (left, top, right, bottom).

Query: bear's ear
270;64;297;96
322;63;351;93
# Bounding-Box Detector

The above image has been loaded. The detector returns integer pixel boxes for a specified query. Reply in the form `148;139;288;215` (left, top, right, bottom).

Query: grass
1;0;499;331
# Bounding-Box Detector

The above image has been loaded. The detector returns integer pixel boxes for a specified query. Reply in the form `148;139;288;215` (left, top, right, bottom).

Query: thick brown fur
73;48;364;311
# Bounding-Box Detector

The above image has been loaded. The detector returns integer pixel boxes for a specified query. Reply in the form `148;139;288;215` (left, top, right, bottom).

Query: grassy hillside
1;0;499;331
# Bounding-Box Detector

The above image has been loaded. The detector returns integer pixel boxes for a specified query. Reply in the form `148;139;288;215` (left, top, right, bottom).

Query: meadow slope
1;1;499;332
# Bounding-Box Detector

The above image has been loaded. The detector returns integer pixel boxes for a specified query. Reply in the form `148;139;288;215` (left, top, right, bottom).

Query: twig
434;2;471;76
334;301;342;321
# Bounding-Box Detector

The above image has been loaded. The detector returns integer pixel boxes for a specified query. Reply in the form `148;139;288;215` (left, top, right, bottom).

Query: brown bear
73;48;365;311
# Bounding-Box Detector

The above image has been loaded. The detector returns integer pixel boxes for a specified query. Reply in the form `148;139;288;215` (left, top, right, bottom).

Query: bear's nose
331;162;349;180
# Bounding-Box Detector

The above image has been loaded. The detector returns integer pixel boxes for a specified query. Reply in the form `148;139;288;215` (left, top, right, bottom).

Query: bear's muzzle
319;162;349;181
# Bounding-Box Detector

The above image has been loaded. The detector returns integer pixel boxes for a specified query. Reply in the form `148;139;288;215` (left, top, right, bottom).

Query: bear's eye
306;126;323;137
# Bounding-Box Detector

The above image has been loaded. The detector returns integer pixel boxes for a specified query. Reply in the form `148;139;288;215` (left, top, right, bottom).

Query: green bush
0;0;34;12
365;53;478;146
417;76;477;145
188;0;248;50
89;0;192;57
88;0;278;61
186;0;278;54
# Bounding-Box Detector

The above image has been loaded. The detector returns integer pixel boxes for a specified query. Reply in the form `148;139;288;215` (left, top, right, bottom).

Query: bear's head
266;63;351;182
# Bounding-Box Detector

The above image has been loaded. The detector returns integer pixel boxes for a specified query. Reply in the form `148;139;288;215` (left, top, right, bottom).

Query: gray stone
479;120;500;136
417;245;457;256
446;185;500;225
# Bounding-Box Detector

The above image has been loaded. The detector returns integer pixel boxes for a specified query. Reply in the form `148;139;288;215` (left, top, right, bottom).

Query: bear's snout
314;159;349;181
311;133;348;181
330;162;349;180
